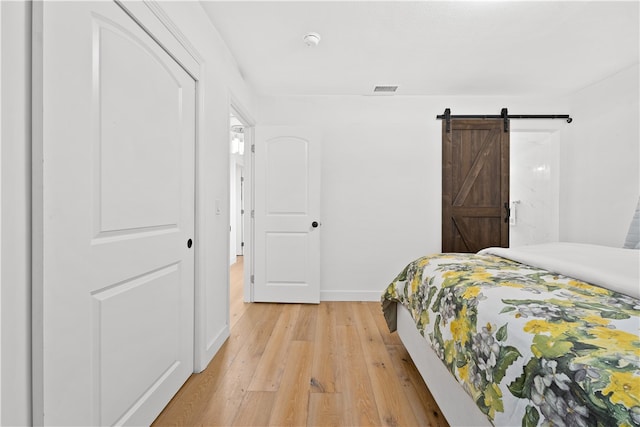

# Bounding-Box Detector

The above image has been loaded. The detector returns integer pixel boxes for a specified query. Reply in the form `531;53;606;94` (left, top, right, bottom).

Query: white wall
256;71;639;299
0;2;253;423
230;155;245;265
560;64;640;247
230;155;238;265
1;2;32;425
254;95;570;300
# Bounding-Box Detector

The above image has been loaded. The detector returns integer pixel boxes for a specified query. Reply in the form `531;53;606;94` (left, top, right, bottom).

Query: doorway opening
229;107;249;328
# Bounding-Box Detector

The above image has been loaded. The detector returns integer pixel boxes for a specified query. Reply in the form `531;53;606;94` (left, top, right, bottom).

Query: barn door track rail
437;108;573;133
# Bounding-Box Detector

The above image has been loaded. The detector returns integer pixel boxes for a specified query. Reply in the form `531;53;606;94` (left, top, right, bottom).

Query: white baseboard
320;290;382;302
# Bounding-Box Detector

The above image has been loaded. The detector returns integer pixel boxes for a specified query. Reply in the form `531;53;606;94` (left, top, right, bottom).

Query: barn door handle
504;203;510;223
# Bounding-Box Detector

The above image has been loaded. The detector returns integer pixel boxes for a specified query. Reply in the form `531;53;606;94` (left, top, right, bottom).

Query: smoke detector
303;32;321;47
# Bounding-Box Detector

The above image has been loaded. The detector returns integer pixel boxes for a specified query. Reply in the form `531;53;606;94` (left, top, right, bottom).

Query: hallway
229;256;249;329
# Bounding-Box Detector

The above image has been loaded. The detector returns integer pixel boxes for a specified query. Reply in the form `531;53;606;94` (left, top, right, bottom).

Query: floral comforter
381;253;640;427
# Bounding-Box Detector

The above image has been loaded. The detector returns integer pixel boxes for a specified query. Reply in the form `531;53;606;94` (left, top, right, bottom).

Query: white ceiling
200;1;639;97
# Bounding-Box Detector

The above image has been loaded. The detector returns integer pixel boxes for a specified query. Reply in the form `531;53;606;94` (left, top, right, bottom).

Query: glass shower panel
509;131;560;247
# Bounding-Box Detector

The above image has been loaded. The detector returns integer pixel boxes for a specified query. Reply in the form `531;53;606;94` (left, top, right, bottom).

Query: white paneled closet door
32;2;196;425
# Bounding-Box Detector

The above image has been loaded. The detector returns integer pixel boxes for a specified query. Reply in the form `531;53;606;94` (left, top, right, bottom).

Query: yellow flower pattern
568;279;610;295
381;253;640;427
587;326;640;353
602;371;640;408
463;286;481;299
523;319;579;338
450;306;471;346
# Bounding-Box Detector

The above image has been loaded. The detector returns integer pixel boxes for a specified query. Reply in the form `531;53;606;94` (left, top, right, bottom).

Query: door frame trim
229;97;255;304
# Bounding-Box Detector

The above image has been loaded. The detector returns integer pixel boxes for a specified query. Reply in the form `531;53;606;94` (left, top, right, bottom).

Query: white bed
397;302;492;426
385;242;640;426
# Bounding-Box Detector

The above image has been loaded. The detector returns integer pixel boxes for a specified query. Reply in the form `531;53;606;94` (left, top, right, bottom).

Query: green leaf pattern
381;253;640;426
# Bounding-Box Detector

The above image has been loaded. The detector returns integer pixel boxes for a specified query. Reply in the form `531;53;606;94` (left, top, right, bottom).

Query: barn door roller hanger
437;108;573;133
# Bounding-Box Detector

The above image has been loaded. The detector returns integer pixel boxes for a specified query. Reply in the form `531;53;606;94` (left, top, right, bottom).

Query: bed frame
396;303;491;427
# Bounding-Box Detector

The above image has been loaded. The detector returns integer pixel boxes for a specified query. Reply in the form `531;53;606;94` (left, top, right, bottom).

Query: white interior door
253;127;321;303
33;2;195;425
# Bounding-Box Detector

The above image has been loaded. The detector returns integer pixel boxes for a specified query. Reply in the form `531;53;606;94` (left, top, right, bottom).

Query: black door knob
311;221;319;228
187;238;193;249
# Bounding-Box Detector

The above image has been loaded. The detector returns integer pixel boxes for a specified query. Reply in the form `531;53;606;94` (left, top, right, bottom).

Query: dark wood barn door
442;119;509;252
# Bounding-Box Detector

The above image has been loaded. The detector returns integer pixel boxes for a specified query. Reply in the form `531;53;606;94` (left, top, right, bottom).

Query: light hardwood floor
152;259;448;426
229;256;249;330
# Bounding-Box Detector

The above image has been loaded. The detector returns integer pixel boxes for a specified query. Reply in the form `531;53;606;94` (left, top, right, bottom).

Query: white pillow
624;198;640;249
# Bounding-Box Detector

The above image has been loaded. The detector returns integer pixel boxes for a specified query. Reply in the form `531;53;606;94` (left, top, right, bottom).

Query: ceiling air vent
372;85;398;96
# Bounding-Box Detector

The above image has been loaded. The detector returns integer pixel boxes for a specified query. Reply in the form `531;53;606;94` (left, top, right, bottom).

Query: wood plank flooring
229;256;249;330
152;260;448;427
